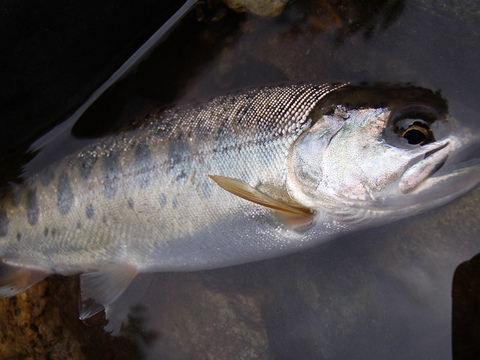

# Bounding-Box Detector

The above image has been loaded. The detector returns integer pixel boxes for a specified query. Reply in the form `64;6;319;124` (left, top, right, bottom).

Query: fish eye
390;105;438;146
397;120;433;145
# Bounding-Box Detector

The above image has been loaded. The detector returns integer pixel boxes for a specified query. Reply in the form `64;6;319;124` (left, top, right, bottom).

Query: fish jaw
380;130;480;214
287;105;480;228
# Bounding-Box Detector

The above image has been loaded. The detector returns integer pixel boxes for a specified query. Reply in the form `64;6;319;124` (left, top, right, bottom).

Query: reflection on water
1;0;480;359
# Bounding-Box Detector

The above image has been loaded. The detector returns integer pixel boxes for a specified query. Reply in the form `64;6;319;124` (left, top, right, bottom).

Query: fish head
288;85;480;226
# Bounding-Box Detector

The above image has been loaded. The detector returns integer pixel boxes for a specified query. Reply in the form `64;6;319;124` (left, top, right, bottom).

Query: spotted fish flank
9;183;22;207
127;198;134;209
26;189;39;226
86;204;94;219
0;210;8;237
41;166;55;187
0;83;478;322
79;152;98;179
57;172;74;215
168;135;189;166
134;142;153;189
103;152;120;198
201;181;212;199
159;193;167;207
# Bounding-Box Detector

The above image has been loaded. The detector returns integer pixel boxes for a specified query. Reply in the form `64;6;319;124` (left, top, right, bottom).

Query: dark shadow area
452;253;480;360
0;0;187;182
71;1;245;139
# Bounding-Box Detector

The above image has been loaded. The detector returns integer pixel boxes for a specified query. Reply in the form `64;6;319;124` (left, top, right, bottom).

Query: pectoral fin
209;175;314;230
79;263;138;320
0;262;50;297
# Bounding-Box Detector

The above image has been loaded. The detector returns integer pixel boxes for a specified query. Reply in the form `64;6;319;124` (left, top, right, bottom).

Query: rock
222;0;289;17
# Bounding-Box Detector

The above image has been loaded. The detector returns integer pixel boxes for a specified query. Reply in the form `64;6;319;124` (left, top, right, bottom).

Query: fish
0;83;479;320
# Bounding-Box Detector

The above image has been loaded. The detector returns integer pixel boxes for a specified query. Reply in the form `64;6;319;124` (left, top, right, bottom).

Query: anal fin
0;262;50;297
79;263;138;320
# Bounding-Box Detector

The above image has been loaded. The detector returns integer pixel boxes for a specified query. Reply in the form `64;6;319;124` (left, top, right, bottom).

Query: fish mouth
399;140;452;194
397;136;480;208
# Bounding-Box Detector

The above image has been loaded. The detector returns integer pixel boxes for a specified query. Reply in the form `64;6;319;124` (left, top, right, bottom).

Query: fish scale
0;83;478;320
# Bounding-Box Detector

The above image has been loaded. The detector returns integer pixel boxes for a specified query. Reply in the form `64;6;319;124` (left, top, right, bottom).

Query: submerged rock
150;273;271;359
222;0;289;17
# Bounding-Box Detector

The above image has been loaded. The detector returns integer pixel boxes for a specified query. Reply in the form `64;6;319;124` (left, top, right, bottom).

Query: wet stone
57;172;74;215
103;153;120;198
86;204;95;219
134;142;153;189
0;210;8;237
151;274;270;359
26;189;39;226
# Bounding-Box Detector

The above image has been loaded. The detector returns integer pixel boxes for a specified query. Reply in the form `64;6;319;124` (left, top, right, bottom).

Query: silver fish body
0;83;479;318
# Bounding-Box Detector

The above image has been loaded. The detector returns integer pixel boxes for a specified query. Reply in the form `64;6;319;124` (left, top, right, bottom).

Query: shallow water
1;0;480;359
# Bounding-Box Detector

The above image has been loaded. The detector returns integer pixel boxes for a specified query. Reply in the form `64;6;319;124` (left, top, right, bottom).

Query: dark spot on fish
9;183;22;207
57;172;74;215
44;227;49;237
156;125;168;136
104;152;120;198
102;215;108;224
67;158;76;170
77;221;83;229
176;170;187;181
26;189;39;226
201;181;212;199
41;166;55;186
127;198;134;209
16;232;21;242
168;136;190;166
215;119;231;141
86;204;94;219
159;193;167;207
134;142;153;189
0;210;8;237
240;171;251;184
79;152;98;179
51;228;57;238
172;199;178;209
